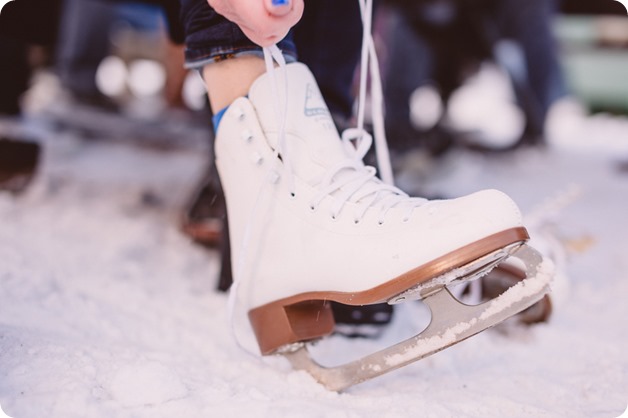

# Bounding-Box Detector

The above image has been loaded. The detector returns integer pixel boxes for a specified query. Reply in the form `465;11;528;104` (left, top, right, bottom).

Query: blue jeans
56;0;164;98
179;0;297;68
179;0;362;120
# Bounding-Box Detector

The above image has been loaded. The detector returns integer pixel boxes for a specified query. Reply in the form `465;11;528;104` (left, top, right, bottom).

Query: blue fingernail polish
272;0;289;5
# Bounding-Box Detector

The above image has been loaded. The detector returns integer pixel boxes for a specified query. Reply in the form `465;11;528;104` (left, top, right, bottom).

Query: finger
240;26;282;47
264;0;292;17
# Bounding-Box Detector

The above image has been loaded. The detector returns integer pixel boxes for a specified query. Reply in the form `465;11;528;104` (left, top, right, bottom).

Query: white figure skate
214;63;552;391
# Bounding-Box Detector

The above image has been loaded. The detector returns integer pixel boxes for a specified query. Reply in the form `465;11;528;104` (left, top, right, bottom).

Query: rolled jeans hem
184;42;297;70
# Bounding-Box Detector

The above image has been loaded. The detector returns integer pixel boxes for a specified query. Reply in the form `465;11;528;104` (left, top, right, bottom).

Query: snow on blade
479;258;554;320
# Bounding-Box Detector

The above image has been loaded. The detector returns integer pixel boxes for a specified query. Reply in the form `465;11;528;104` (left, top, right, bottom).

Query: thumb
265;0;292;17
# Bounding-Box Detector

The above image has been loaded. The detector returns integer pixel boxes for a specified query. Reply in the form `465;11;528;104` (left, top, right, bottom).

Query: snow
2;117;628;417
478;259;554;321
382;317;477;369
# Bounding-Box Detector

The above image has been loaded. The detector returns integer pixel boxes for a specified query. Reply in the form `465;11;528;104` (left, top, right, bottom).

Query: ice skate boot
215;63;552;391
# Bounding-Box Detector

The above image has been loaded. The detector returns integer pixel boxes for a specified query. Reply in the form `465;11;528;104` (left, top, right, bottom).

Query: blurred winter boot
182;163;226;248
0;137;40;193
446;63;526;150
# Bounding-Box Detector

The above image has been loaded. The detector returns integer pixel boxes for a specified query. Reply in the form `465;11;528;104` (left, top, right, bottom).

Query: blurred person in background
0;0;198;193
381;0;568;153
0;0;61;193
55;0;120;110
380;0;628;156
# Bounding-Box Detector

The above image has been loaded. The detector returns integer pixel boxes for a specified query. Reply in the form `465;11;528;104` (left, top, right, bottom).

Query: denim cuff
184;39;297;69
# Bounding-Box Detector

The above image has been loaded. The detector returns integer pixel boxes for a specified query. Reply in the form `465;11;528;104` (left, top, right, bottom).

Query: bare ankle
202;55;267;112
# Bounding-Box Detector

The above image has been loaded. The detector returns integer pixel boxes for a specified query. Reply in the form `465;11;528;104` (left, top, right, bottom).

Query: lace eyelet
308;203;317;212
241;130;253;142
289;192;296;199
251;153;263;165
377;220;385;226
268;171;280;184
353;219;360;225
232;106;245;120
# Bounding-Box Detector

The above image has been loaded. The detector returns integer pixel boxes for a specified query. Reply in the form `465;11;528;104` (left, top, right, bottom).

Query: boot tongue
248;63;350;185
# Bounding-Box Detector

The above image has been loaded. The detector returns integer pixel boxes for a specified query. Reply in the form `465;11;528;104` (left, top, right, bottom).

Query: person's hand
208;0;304;47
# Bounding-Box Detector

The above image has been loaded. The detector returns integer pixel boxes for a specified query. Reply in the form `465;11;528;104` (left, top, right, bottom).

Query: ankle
202;55;266;113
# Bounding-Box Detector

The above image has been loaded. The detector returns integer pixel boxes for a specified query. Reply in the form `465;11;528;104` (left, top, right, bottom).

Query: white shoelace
260;7;427;223
356;0;394;186
228;0;427;355
313;128;426;224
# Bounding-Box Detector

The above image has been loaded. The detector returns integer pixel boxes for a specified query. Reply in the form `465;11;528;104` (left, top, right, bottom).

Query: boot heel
249;300;336;355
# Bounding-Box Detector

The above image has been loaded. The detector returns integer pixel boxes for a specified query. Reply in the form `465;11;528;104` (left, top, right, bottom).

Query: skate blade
389;241;523;303
281;244;552;392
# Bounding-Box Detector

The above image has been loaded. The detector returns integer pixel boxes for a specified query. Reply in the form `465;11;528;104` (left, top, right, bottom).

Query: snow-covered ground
1;110;628;417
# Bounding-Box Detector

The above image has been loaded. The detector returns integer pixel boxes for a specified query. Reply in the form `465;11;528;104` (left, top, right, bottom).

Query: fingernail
272;0;289;5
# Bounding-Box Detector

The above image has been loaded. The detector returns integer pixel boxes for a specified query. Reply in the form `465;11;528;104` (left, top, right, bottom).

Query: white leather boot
215;63;530;355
